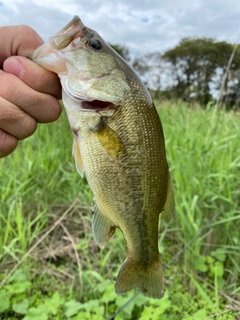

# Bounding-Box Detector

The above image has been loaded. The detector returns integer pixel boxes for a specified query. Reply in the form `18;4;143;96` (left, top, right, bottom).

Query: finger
0;96;37;139
0;70;62;123
0;128;18;158
0;25;44;64
3;56;62;100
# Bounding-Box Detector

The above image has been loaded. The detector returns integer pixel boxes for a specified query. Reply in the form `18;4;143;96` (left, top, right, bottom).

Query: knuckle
0;72;15;97
18;25;39;43
37;96;62;123
28;66;61;99
0;129;18;157
0;75;42;113
46;98;62;122
19;116;37;139
19;25;35;34
24;92;43;109
0;102;37;140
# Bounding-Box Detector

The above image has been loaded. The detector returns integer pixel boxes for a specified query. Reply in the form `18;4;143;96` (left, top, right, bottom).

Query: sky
0;0;240;56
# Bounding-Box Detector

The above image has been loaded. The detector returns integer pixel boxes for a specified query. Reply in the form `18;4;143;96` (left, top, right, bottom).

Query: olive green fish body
30;16;175;299
78;92;168;298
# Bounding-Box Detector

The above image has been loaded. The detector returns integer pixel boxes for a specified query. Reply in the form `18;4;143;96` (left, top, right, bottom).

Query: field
0;101;240;319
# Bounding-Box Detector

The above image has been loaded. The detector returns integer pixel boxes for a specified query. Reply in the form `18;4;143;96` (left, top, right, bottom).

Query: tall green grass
0;102;239;319
158;102;240;289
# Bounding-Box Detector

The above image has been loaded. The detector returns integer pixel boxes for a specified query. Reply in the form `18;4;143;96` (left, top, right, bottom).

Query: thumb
3;56;62;99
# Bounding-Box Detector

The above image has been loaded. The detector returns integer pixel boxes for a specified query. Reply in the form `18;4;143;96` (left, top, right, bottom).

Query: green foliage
0;103;239;319
161;38;240;105
110;44;131;62
138;290;171;320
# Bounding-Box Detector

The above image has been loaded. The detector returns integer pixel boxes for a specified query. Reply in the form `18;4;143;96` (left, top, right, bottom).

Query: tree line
112;38;240;107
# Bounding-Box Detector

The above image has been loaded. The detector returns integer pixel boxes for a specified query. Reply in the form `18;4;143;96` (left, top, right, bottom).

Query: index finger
0;25;44;64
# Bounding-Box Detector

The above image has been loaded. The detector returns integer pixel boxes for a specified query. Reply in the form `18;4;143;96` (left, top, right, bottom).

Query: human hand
0;25;62;157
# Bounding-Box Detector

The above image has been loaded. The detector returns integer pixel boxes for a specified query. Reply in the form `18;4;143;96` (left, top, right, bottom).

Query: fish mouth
81;100;114;111
62;79;116;112
65;88;115;112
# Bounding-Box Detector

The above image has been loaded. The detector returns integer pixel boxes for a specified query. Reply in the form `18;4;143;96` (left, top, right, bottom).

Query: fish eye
89;39;102;51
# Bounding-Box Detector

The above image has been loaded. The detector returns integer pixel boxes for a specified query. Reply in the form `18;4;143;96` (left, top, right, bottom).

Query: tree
215;42;240;107
161;38;240;105
110;44;131;62
131;54;151;87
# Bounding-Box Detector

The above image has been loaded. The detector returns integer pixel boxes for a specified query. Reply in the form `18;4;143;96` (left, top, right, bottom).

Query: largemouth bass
30;16;175;299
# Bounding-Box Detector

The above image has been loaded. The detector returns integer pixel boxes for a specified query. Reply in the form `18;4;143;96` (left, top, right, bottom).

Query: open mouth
81;100;114;111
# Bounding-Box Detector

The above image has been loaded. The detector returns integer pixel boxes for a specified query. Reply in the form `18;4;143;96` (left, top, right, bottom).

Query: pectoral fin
92;120;125;158
92;199;116;248
161;174;175;223
72;136;84;177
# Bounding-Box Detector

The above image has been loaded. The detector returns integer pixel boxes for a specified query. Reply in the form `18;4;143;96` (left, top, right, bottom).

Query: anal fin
92;199;116;248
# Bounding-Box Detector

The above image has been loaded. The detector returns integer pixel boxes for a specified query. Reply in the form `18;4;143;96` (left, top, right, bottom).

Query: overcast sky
0;0;240;56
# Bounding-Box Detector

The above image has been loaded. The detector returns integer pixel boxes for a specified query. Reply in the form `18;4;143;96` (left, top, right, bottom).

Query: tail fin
115;257;165;299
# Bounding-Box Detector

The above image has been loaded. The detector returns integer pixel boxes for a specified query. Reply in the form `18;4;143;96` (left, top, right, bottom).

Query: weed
0;103;239;319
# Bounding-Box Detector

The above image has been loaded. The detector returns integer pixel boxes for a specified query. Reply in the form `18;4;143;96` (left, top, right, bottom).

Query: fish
29;16;175;299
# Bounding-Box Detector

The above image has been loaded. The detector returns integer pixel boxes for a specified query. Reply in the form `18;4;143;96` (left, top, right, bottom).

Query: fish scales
83;96;166;255
29;15;175;299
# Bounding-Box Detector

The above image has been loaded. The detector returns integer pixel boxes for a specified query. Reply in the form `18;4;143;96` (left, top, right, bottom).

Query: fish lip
29;44;61;62
55;15;84;37
29;15;86;64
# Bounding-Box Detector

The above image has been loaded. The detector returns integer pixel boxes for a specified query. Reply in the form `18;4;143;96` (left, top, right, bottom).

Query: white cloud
0;0;240;55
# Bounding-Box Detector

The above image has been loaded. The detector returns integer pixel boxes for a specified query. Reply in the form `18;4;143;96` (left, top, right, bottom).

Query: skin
0;25;62;157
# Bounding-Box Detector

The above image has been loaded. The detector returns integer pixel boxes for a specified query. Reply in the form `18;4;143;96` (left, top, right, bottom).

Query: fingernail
3;57;24;78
